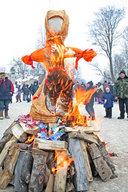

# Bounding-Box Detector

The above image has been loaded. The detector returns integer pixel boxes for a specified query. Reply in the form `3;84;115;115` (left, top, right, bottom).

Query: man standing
85;81;97;120
0;71;14;120
114;70;128;119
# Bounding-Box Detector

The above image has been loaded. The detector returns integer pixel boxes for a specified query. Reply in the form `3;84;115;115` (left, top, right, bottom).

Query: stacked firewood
0;119;117;192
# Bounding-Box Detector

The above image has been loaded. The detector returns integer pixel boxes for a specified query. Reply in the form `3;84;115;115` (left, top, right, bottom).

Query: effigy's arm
65;47;97;69
22;48;46;68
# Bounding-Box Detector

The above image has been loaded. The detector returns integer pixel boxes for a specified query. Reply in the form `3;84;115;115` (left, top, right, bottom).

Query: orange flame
52;150;73;174
25;134;36;144
66;86;97;126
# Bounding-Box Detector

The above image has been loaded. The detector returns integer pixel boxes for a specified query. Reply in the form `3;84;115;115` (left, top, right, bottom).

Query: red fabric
3;80;6;91
22;55;35;69
9;80;14;93
45;79;50;86
33;94;40;100
48;66;64;72
26;114;30;117
75;49;97;70
0;79;2;86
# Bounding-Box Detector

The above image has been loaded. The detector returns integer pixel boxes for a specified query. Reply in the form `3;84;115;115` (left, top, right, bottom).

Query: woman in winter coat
101;87;115;118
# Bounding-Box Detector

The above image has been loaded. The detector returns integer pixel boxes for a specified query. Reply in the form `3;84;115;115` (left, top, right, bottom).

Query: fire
52;150;73;174
66;86;97;126
25;134;36;144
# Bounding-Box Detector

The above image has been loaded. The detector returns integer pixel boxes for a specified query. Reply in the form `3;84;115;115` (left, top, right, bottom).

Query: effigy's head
45;10;69;41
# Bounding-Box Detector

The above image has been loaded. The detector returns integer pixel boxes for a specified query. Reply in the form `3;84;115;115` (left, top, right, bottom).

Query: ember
25;134;36;144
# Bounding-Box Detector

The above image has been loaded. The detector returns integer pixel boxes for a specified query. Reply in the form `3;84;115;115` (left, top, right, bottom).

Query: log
54;151;68;192
21;151;33;184
65;125;101;133
66;181;75;192
68;138;88;191
29;148;48;192
14;143;33;151
0;144;20;189
0;132;13;152
14;152;28;192
33;138;68;151
0;135;17;166
11;123;27;142
80;140;93;181
44;165;51;186
69;132;98;145
97;138;116;174
45;174;54;192
3;120;16;136
88;143;113;181
20;122;41;135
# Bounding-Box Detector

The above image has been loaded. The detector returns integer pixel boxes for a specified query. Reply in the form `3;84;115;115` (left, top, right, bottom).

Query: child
101;87;115;118
16;85;22;102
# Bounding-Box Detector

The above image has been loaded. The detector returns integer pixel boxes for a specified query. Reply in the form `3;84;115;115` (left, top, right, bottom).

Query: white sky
0;0;128;83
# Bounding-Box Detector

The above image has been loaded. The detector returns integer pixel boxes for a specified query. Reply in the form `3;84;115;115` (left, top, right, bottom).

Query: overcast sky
0;0;128;82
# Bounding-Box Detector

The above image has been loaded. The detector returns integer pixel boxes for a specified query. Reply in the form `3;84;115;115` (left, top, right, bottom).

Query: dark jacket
31;81;39;95
114;76;128;99
0;77;14;101
101;92;115;108
24;85;30;95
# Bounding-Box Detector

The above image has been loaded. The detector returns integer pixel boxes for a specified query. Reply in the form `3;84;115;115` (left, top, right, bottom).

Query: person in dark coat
21;83;26;101
114;70;128;119
0;72;14;119
101;87;115;118
85;81;97;120
24;84;30;101
31;81;39;96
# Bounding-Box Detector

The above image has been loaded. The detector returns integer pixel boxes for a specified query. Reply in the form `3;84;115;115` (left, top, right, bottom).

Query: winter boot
5;110;10;119
0;110;3;120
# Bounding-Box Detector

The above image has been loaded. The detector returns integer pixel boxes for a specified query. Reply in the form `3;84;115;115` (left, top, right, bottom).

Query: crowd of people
74;69;128;120
0;72;39;120
15;80;39;103
0;69;128;121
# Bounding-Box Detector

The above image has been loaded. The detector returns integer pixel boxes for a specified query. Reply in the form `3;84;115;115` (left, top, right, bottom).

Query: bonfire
0;10;116;192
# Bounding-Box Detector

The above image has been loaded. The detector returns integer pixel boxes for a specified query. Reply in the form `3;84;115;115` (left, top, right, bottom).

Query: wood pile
0;120;117;192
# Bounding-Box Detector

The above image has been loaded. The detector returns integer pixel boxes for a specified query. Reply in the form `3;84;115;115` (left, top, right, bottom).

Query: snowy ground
0;95;128;192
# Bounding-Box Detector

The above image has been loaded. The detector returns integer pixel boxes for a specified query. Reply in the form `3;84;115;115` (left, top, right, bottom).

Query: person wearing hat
101;87;115;118
0;71;14;120
85;81;97;120
114;70;128;119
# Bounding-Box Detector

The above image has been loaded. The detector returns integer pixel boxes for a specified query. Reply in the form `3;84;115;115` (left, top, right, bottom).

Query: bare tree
122;26;128;74
113;54;126;79
89;62;111;82
10;57;29;79
89;6;125;82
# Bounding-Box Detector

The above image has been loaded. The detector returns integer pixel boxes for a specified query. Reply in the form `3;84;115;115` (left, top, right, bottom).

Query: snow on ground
0;96;128;192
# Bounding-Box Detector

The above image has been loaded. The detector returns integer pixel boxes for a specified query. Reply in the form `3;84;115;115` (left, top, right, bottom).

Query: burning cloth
22;10;97;123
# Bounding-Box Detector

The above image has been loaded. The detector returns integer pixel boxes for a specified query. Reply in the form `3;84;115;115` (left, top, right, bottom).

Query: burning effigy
21;10;97;124
0;10;117;192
